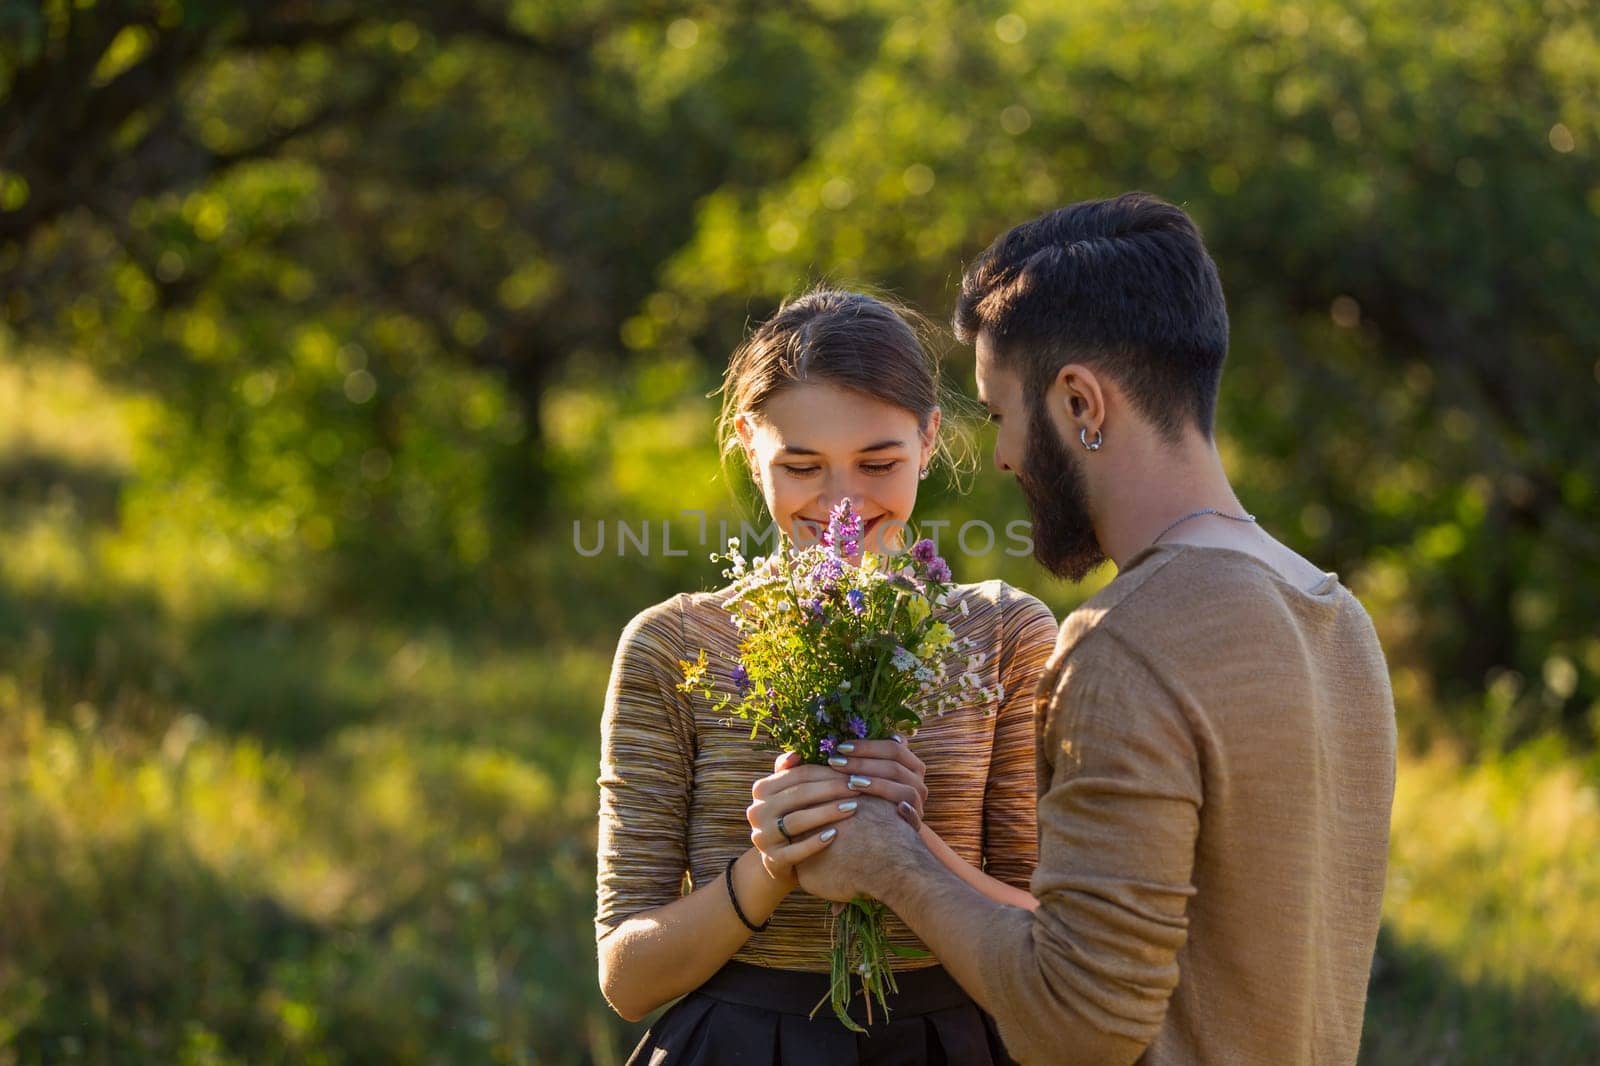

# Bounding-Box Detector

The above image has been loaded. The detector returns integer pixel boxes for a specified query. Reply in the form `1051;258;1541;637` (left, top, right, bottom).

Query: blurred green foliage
2;0;1599;1062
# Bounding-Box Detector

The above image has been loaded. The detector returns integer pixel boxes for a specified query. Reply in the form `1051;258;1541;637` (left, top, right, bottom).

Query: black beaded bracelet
724;856;770;933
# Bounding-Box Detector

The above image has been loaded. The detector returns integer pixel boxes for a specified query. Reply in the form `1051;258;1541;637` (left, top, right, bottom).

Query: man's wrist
861;820;943;904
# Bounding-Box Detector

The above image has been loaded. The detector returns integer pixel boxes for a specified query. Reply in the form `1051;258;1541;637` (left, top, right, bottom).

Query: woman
595;289;1057;1064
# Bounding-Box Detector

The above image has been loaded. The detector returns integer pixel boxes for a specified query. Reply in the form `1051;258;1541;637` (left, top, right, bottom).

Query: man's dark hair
954;192;1230;440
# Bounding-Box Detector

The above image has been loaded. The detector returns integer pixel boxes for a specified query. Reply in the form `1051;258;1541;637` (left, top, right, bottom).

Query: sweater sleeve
976;628;1201;1065
594;597;698;940
982;588;1057;890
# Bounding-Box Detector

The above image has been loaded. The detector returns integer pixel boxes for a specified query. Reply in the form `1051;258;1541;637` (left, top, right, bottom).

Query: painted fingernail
838;800;859;812
898;801;916;820
828;756;849;768
836;742;856;754
891;733;906;744
820;828;837;842
848;775;871;790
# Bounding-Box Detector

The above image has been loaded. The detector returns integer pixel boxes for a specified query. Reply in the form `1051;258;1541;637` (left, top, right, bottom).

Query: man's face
975;332;1106;580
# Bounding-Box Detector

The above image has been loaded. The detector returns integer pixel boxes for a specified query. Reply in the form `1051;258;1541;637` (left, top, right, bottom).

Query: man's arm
799;629;1201;1065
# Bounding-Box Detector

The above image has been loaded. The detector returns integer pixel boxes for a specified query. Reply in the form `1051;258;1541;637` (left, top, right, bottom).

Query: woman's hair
716;286;977;491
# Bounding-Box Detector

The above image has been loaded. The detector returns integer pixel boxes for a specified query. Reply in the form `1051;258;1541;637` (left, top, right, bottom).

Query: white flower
891;646;919;672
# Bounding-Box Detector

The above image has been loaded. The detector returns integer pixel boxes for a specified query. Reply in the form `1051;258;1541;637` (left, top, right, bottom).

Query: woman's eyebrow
779;439;906;456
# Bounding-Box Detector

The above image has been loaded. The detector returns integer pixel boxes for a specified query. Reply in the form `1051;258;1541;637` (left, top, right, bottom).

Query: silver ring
776;814;794;844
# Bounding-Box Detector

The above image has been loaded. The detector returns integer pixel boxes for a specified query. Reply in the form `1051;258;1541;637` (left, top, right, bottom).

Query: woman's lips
795;514;888;542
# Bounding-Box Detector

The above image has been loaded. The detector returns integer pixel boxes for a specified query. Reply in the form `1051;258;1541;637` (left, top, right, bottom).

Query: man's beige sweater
976;542;1396;1065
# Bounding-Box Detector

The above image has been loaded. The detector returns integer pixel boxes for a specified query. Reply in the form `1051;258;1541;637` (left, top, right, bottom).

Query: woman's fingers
763;823;842;869
835;774;923;813
824;755;928;805
835;738;926;777
745;780;856;833
751;763;837;800
896;800;922;831
753;798;860;848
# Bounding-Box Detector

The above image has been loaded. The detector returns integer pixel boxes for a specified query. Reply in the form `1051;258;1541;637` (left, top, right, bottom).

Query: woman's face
737;381;938;557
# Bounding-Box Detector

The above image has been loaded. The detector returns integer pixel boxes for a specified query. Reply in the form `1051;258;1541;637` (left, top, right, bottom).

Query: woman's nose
816;483;864;515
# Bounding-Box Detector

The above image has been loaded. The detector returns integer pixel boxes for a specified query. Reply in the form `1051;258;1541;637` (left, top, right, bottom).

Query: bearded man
787;192;1397;1065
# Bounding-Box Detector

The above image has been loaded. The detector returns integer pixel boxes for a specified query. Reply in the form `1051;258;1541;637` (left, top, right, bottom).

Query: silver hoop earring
1080;427;1103;452
918;466;929;480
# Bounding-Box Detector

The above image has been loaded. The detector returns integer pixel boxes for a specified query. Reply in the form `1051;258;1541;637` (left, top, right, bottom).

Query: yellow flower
904;593;932;628
917;621;954;657
676;648;709;692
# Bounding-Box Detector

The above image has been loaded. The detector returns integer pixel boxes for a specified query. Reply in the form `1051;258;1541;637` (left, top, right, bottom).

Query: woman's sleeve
983;588;1059;890
595;596;698;940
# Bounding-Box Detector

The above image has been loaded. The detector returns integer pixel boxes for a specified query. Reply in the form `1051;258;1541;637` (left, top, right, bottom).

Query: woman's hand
747;754;862;885
747;740;929;885
823;737;928;827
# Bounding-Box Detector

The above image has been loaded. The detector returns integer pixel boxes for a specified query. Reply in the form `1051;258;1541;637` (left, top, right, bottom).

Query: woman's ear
734;413;758;467
920;407;942;467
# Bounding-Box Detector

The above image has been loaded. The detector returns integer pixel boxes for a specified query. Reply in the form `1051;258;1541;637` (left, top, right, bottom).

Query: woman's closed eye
781;461;902;478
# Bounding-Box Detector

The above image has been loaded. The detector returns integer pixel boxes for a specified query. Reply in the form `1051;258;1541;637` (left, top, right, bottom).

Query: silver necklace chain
1151;506;1258;547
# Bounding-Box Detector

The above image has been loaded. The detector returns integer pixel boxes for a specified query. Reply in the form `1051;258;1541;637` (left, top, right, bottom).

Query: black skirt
627;961;1015;1065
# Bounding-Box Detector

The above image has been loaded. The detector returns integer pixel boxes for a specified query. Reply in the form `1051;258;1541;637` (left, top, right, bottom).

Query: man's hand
794;794;925;902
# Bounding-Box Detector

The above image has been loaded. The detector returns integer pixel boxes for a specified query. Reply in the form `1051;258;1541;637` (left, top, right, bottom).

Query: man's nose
993;443;1013;474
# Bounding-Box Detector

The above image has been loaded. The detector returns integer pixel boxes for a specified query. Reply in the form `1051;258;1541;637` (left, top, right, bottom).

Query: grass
1362;742;1600;1063
0;354;1596;1063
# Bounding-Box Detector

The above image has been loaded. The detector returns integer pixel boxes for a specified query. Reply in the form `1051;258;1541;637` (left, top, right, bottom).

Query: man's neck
1092;431;1248;568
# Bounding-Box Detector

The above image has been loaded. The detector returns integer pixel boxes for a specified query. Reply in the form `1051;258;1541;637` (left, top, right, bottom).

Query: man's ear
1051;364;1107;438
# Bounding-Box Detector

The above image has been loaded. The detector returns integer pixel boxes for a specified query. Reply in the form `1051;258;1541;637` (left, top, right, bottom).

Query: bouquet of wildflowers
678;501;993;1030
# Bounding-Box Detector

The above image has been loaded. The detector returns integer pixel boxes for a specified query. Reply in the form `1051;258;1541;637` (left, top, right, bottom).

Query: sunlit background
1;1;1597;1062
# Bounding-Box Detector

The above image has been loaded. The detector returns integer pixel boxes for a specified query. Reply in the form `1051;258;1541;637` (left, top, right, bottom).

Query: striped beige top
596;578;1058;971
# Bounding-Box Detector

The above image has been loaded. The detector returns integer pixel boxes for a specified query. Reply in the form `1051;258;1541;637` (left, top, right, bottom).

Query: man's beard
1017;398;1106;581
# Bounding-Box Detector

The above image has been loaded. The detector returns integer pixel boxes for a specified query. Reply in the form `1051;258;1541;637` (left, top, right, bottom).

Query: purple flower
927;557;952;584
846;588;866;613
808;555;845;593
807;597;826;619
820;737;838;755
731;664;752;696
847;715;868;739
827;500;863;557
910;538;938;564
